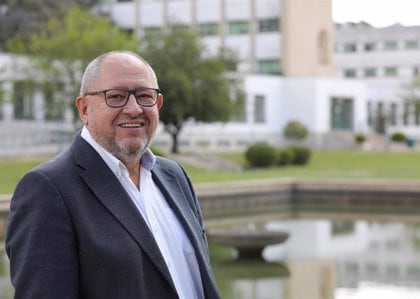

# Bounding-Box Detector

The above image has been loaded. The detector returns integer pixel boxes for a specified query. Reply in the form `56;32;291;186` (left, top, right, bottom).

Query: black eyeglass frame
84;87;161;108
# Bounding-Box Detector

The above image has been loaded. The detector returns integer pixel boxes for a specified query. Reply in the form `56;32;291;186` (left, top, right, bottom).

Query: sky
332;0;420;27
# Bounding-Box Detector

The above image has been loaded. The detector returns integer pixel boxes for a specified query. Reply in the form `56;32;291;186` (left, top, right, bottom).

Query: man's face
76;54;163;162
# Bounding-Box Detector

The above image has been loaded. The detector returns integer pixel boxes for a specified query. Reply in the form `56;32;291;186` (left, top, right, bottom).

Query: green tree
5;6;139;120
142;27;244;153
0;0;96;49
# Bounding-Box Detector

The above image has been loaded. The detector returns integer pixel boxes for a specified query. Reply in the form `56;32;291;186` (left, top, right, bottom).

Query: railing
0;120;75;156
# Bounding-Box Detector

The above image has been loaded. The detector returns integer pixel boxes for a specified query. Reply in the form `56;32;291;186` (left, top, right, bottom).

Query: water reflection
2;217;420;299
211;217;420;299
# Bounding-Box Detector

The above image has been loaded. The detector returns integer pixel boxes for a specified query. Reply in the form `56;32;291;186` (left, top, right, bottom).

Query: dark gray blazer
6;134;220;299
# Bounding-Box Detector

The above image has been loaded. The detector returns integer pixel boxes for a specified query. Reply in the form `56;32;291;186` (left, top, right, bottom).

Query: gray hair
79;50;159;95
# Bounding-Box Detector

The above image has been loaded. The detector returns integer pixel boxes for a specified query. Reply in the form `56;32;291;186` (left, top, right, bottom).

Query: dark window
343;43;357;52
331;97;353;130
258;59;281;74
344;69;356;78
258;18;279;33
228;21;248;34
198;23;219;36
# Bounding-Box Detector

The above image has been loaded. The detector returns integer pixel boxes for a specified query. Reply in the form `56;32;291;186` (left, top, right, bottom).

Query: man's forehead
101;56;150;78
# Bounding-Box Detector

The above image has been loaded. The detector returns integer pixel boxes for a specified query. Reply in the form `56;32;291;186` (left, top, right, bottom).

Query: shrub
289;145;311;165
391;132;406;143
277;148;295;166
354;133;366;144
245;143;277;168
283;120;308;141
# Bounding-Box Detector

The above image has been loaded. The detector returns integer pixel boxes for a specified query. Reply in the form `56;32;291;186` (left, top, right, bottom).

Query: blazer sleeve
6;169;79;299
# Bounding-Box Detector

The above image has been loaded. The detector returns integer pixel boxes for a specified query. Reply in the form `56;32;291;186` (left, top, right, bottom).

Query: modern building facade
1;0;419;154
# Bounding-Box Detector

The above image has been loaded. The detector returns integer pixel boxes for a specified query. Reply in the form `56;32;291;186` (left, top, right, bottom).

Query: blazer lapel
151;160;208;261
71;135;175;290
151;160;221;297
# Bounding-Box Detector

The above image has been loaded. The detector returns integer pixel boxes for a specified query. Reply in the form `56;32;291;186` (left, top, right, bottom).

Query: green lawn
2;150;420;194
184;150;420;183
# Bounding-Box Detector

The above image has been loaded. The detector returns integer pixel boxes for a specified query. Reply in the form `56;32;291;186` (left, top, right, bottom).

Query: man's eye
107;93;126;100
136;93;153;99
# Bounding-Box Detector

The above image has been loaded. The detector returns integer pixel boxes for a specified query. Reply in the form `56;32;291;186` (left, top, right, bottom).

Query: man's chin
118;140;149;157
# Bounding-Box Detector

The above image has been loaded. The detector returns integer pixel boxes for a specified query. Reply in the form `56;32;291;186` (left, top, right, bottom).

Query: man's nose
123;94;144;114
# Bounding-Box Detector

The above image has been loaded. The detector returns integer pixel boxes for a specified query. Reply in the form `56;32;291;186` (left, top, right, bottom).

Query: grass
2;150;420;194
185;150;420;183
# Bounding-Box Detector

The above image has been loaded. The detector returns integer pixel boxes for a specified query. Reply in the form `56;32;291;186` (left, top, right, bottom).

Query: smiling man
6;51;221;299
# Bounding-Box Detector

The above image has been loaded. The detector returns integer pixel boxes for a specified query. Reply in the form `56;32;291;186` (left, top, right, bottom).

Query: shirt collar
80;127;156;177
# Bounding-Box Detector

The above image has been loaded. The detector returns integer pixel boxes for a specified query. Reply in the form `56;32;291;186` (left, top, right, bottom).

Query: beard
109;134;150;163
91;129;151;165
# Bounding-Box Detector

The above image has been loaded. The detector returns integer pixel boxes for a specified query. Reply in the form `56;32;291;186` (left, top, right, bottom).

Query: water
2;216;420;299
210;217;420;299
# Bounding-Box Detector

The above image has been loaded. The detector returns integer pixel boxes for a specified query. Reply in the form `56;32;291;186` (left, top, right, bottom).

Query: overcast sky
333;0;420;27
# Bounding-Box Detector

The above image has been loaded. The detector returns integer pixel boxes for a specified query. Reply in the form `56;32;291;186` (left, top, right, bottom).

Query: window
406;40;418;49
228;21;248;34
384;40;397;50
343;68;356;78
343;43;357;52
390;103;397;126
198;23;219;36
254;95;266;123
258;18;279;33
384;67;398;76
144;27;161;38
13;81;34;120
172;24;190;33
330;97;353;130
367;102;373;127
364;43;376;51
257;59;281;74
364;68;376;77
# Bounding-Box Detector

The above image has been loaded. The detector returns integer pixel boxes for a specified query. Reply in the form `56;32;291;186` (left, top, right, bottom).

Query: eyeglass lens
105;89;158;107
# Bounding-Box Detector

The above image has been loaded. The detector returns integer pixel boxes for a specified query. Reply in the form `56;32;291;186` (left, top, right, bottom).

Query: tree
0;0;96;49
142;27;244;153
6;6;139;120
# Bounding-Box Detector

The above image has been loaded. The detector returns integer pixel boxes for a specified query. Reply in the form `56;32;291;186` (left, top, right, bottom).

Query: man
6;51;221;298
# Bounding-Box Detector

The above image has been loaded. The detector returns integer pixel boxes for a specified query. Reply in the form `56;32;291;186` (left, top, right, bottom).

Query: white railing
0;120;75;156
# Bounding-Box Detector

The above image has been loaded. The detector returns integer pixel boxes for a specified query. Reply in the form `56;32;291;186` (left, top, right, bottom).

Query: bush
391;132;406;143
354;133;366;144
277;148;295;166
283;120;308;141
245;143;277;168
288;145;311;165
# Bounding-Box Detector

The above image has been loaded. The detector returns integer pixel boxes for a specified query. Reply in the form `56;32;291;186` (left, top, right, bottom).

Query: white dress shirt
81;127;204;299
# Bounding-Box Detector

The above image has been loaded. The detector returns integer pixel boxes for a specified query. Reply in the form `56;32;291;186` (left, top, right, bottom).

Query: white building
1;0;419;154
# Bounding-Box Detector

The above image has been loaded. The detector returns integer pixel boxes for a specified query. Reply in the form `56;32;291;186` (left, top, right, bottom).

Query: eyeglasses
84;87;161;108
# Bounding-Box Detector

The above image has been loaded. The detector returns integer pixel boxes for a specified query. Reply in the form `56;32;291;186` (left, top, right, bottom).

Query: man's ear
75;96;89;125
156;93;163;110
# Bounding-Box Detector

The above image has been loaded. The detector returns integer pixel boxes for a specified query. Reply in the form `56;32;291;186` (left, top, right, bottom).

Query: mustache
118;114;149;123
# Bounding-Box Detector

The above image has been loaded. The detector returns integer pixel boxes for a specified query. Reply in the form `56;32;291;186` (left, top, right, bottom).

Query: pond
1;214;420;299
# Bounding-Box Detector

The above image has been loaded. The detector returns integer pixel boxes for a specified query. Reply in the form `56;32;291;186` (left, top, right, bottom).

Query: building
100;0;368;151
0;0;419;154
335;22;420;134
